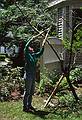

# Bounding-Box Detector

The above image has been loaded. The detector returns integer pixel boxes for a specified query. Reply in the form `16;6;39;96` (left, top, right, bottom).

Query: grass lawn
0;95;82;120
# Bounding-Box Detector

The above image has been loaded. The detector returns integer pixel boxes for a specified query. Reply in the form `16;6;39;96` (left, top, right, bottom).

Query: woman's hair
30;40;40;52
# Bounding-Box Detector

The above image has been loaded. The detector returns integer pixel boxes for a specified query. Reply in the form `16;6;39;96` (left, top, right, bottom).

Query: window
0;45;5;53
57;8;63;39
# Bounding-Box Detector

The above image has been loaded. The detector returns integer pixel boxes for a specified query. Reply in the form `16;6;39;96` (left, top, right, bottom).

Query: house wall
42;37;64;71
46;0;82;72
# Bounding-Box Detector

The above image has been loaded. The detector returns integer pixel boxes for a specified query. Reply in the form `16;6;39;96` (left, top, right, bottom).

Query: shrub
70;66;82;85
0;66;25;101
0;54;6;61
39;66;60;95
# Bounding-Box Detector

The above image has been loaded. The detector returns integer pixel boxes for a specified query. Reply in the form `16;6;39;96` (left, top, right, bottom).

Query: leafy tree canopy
0;0;56;45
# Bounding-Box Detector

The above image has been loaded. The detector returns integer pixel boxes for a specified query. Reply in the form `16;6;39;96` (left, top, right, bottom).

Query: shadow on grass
33;110;50;118
23;98;82;119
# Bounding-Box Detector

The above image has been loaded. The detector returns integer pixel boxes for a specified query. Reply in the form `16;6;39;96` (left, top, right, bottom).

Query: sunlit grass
0;96;82;120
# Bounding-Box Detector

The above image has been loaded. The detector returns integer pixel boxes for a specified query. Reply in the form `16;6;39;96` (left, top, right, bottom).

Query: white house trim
49;0;66;7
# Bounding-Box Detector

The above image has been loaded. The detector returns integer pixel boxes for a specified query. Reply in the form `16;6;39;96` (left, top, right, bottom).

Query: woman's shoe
29;106;36;112
23;107;34;113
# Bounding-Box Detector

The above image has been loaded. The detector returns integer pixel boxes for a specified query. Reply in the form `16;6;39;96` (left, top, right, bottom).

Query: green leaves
73;27;82;51
63;27;82;53
0;0;55;42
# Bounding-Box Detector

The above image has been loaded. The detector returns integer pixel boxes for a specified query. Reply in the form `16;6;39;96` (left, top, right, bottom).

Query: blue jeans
23;71;35;109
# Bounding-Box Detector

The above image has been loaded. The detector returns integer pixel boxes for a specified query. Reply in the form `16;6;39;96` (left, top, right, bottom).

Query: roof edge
48;0;66;8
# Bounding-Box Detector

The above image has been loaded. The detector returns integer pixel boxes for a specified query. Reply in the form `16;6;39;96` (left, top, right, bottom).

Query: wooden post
44;74;65;108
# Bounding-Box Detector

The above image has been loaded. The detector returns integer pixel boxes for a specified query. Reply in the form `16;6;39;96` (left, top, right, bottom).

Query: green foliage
70;66;82;82
74;27;82;51
39;66;82;96
63;25;82;54
48;69;60;85
59;77;68;89
56;92;82;119
63;32;82;52
0;66;24;101
39;67;60;95
0;86;10;101
0;0;56;44
58;66;82;89
62;38;71;50
39;66;82;94
59;92;75;106
39;66;49;95
0;54;6;61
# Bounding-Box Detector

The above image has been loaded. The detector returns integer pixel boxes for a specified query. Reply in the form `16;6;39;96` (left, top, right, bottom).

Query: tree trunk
66;73;79;102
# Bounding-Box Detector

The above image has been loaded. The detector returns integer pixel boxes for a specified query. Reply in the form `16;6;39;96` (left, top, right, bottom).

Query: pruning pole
44;74;65;108
31;27;62;62
15;3;61;62
42;26;51;46
31;28;49;41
